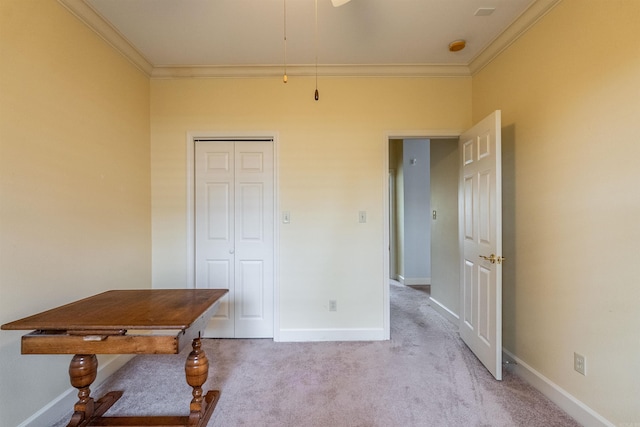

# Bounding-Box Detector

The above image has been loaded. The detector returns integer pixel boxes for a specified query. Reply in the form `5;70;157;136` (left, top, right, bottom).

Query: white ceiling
62;0;558;77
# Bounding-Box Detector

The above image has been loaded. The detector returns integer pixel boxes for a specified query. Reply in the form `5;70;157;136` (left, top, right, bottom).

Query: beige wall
150;77;471;332
389;139;404;280
0;1;151;425
472;0;640;423
429;139;459;318
7;0;638;424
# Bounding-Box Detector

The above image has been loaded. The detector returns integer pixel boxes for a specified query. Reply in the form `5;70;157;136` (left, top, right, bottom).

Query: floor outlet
329;300;337;312
574;352;586;375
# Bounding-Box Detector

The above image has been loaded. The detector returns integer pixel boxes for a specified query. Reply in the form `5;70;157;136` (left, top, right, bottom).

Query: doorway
388;138;432;286
383;133;460;338
383;111;503;380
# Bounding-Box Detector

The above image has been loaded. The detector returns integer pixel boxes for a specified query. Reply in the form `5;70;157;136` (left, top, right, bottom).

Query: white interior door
195;140;274;338
459;111;503;380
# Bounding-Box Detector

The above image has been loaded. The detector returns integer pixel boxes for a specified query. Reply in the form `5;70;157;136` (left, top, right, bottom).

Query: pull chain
314;0;319;100
283;0;288;83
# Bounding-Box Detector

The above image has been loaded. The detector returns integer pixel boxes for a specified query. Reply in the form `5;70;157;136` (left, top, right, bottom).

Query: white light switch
359;211;367;223
283;211;290;224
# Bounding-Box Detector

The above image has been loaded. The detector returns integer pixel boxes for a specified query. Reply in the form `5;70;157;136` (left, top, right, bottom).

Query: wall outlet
329;299;337;312
574;352;586;375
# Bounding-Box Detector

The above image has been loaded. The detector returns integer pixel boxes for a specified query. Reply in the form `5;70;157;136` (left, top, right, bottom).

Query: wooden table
1;289;228;427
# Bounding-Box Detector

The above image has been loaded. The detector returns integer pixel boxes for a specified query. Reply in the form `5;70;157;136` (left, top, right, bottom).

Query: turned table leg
66;354;122;427
185;337;220;426
63;339;218;427
67;354;97;427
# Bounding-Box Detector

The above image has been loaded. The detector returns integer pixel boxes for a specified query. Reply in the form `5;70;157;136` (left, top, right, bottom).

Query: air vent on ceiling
474;7;496;16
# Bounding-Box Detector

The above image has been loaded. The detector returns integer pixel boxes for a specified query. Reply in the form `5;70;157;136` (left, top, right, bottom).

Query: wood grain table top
1;289;228;332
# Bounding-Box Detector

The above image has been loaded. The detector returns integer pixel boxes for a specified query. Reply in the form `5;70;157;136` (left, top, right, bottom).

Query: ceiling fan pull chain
283;0;288;83
314;0;319;101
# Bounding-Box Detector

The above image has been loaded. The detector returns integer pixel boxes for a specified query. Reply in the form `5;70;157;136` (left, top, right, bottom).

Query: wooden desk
1;289;228;427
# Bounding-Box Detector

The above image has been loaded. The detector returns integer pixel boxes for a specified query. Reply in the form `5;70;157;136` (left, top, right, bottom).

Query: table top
1;289;228;332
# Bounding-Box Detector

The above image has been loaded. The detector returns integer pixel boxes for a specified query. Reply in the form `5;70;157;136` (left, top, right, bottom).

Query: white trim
278;328;385;342
57;0;559;79
429;296;459;326
469;0;562;75
185;132;279;337
382;135;391;340
56;0;153;76
502;349;615;427
387;130;463;140
399;276;431;286
18;355;133;427
273;138;281;342
151;64;471;79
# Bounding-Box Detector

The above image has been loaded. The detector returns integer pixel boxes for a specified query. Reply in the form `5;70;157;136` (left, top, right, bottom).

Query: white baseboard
398;275;431;286
19;355;134;427
428;296;459;325
277;328;385;342
502;349;614;427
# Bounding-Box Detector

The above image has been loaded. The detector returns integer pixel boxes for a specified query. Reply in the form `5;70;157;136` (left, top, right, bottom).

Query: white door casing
389;170;397;280
195;140;274;338
459;111;503;380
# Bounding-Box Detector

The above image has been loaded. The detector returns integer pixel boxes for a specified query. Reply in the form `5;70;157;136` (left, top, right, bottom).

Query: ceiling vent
474;7;496;16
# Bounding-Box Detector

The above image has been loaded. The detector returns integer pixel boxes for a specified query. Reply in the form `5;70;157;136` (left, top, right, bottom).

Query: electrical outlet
329;300;337;312
574;352;586;376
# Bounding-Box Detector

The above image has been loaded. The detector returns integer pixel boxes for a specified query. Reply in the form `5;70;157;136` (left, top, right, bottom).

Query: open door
459;111;503;380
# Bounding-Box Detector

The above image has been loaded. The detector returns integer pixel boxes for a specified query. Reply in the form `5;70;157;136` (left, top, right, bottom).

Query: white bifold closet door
195;140;274;338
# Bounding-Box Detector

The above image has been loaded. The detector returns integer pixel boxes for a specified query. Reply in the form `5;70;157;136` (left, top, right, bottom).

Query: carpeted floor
53;283;579;426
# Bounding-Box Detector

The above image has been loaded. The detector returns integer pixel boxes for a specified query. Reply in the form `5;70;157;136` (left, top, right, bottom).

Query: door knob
479;254;505;264
229;249;235;254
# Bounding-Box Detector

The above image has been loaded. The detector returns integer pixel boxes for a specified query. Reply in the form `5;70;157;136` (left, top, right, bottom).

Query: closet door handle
229;249;235;254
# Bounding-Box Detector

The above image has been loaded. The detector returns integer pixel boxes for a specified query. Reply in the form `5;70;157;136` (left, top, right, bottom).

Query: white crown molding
151;64;471;79
57;0;153;76
58;0;560;79
469;0;563;75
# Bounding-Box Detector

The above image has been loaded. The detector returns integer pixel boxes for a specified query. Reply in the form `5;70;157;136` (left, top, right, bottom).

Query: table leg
66;354;121;427
63;341;218;427
67;354;96;426
185;338;220;426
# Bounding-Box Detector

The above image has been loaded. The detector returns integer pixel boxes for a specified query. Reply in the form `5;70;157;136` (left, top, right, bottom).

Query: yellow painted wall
472;0;640;423
0;1;151;425
429;139;459;317
389;139;404;280
151;77;470;331
10;0;638;424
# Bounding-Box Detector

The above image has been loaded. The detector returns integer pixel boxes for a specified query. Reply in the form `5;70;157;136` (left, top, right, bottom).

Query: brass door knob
479;254;506;264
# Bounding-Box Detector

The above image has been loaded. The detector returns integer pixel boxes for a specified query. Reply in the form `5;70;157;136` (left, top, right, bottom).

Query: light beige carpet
53;283;579;426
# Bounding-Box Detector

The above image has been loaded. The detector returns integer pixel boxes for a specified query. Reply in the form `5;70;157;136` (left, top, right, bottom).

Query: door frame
186;131;280;340
383;130;462;339
388;169;396;281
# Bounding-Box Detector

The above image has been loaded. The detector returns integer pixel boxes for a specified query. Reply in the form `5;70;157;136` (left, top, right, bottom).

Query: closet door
195;140;274;338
